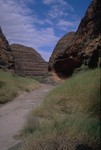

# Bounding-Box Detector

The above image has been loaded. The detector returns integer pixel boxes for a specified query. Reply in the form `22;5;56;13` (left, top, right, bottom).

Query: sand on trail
0;84;54;150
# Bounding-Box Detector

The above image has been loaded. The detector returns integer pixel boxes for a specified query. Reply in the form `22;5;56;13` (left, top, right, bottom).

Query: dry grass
21;69;101;150
0;70;40;104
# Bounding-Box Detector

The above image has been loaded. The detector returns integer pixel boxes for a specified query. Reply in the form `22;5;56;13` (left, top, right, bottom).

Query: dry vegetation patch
0;70;40;104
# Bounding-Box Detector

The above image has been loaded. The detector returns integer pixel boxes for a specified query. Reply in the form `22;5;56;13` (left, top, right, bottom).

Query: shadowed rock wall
0;27;14;70
49;32;75;72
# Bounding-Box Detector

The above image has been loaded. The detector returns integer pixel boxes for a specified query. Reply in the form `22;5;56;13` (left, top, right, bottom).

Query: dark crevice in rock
88;45;101;68
54;53;82;78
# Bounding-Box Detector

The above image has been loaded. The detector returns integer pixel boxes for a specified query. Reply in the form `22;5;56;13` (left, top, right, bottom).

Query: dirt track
0;84;54;150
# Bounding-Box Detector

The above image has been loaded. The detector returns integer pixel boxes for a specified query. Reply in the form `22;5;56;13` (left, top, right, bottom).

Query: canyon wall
49;0;101;78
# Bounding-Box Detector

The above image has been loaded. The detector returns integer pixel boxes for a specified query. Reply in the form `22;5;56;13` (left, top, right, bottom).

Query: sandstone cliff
0;27;14;70
49;0;101;78
48;32;75;71
10;44;48;76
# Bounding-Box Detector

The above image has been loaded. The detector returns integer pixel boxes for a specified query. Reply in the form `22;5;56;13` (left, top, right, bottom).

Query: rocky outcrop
49;0;101;78
0;27;14;70
10;44;48;76
0;27;48;77
48;32;75;71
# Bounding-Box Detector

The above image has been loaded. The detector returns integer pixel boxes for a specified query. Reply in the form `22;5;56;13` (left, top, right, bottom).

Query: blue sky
0;0;92;61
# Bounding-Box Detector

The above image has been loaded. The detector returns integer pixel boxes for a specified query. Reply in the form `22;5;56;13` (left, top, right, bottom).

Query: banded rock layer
10;44;48;76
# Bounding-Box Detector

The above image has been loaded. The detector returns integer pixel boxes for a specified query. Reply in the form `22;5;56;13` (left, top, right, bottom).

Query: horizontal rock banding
10;44;48;76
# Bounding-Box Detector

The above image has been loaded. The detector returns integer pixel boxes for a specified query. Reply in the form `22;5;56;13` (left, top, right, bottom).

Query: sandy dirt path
0;84;54;150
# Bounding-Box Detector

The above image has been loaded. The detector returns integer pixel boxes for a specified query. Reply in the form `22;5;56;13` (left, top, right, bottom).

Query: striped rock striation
10;44;48;76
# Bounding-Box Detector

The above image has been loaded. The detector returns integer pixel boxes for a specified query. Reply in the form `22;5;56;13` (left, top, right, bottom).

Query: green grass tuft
21;69;101;150
0;70;40;104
